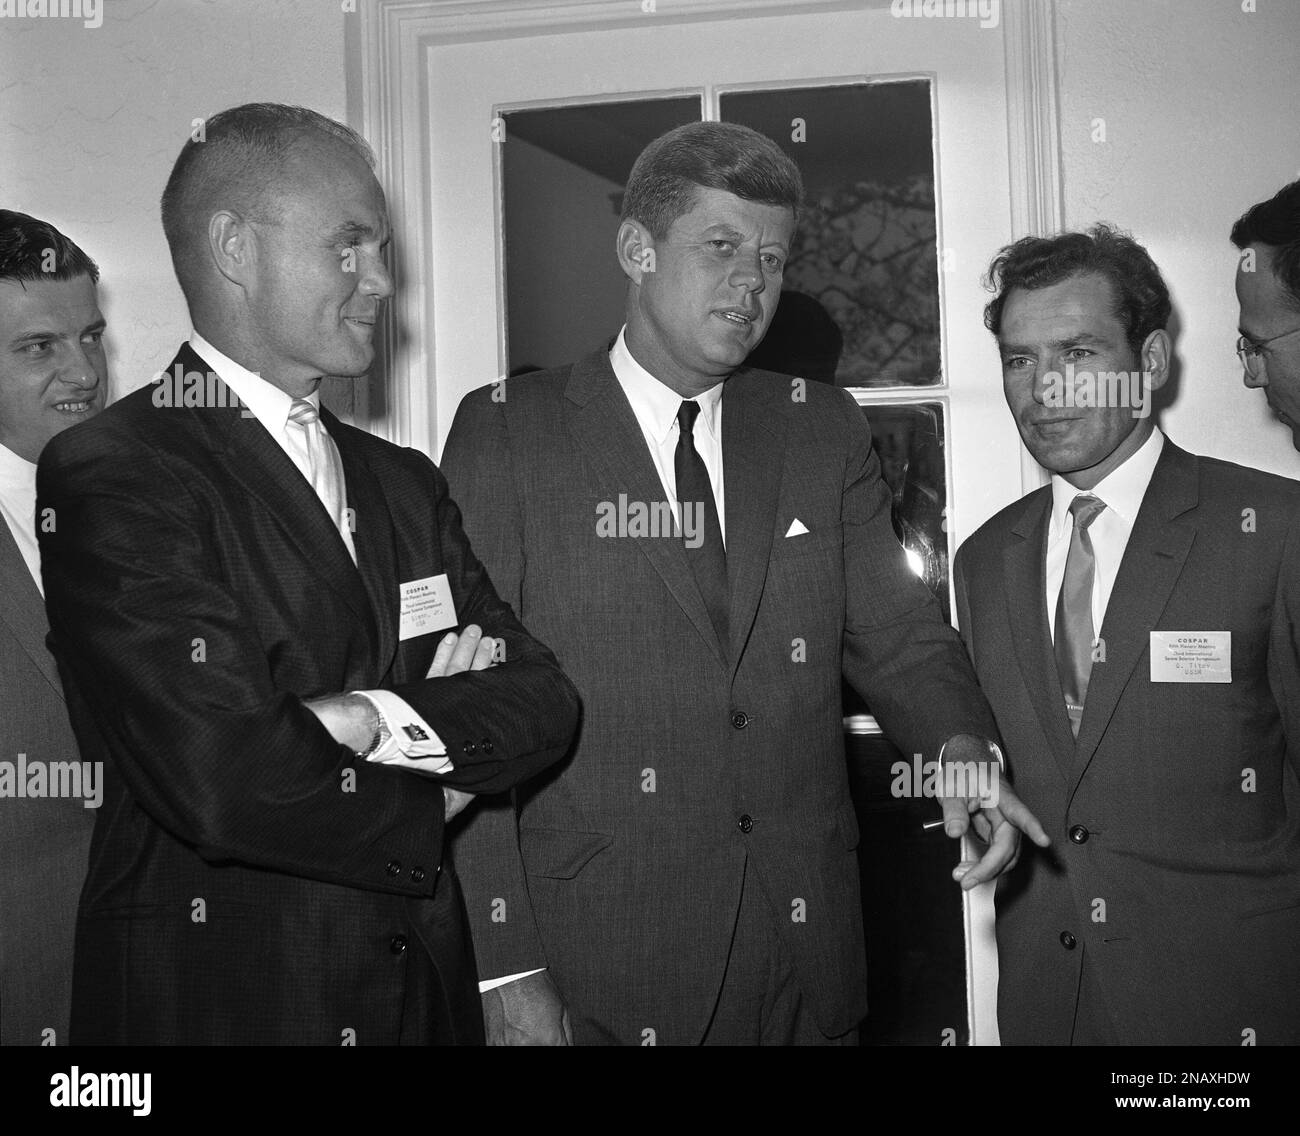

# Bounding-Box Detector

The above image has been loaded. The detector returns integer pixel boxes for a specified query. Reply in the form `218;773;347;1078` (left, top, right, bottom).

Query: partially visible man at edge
1233;178;1300;455
0;209;105;1046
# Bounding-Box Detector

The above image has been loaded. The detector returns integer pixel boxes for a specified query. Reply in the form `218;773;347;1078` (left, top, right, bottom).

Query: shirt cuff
352;689;453;774
478;968;546;994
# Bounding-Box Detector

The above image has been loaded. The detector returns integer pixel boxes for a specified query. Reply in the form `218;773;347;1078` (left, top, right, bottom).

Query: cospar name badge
1149;631;1231;683
399;573;458;641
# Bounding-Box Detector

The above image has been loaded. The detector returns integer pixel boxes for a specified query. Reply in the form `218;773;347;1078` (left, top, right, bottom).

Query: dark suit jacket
954;439;1300;1045
441;348;997;1044
0;520;94;1046
36;343;579;1046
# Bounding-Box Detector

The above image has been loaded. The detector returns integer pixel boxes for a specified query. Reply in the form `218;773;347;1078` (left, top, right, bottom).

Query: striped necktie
287;398;356;563
1055;493;1106;737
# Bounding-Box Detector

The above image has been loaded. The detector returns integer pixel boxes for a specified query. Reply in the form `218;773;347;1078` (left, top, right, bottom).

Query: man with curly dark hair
955;224;1300;1045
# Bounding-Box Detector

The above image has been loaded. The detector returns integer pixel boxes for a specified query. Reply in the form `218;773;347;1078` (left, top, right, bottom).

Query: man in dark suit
442;122;1046;1046
954;224;1300;1045
1232;179;1300;453
0;210;105;1045
36;103;579;1045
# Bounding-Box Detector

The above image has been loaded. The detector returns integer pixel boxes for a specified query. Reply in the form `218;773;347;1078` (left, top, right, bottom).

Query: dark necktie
1055;493;1107;738
675;400;728;652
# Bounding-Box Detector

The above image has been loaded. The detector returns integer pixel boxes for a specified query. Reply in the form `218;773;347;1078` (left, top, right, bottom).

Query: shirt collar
0;439;37;487
609;327;723;446
1050;425;1165;537
188;330;318;435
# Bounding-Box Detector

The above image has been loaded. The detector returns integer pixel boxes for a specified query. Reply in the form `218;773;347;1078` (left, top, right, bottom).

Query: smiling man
1232;179;1300;451
0;210;104;1045
954;224;1300;1045
441;122;1039;1045
35;104;578;1045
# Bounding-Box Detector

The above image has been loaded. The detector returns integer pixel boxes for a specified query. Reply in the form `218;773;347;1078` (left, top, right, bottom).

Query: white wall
1056;0;1300;478
0;0;349;406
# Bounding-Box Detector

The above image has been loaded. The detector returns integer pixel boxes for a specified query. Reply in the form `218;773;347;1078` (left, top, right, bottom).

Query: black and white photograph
1;0;1296;1117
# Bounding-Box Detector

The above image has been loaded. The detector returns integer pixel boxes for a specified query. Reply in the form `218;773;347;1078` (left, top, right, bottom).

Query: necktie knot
1069;493;1106;532
677;400;701;440
289;398;320;426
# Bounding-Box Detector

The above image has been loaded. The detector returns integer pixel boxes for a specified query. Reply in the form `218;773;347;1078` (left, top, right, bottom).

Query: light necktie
674;400;728;654
287;397;356;563
1055;493;1107;738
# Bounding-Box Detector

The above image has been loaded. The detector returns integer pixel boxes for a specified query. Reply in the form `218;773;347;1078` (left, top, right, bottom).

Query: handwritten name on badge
399;573;457;641
1149;631;1231;683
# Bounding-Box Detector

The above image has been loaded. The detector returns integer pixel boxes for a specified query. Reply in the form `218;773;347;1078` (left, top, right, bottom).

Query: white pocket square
785;519;809;537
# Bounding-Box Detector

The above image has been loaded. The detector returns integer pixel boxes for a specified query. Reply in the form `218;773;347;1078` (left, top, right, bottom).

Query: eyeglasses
1236;325;1300;377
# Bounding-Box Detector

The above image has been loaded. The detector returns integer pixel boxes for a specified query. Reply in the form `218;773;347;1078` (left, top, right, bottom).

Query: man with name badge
36;103;579;1045
954;224;1300;1045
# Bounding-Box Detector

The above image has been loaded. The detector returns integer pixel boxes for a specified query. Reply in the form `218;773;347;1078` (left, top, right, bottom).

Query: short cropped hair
1231;179;1300;311
620;121;803;239
0;209;99;285
160;103;374;300
983;223;1172;356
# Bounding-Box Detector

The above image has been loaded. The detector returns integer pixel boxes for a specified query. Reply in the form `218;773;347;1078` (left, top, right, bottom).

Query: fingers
426;626;495;679
446;625;483;673
940;794;971;839
426;631;459;678
470;631;497;671
952;814;1021;890
996;783;1052;847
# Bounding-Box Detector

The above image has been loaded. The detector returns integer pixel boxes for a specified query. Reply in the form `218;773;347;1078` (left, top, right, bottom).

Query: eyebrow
328;222;383;243
998;334;1111;354
7;317;106;347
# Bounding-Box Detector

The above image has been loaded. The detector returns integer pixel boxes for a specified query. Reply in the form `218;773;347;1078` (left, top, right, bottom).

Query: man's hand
937;733;1050;890
482;971;572;1045
427;624;496;678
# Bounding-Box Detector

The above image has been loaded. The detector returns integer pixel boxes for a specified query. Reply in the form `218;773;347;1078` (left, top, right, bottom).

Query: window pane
721;81;942;389
501;98;702;374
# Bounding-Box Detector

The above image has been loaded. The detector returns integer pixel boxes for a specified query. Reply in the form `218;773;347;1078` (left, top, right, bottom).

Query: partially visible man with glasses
1233;179;1300;451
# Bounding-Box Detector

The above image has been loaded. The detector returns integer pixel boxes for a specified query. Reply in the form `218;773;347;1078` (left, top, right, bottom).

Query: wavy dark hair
1231;179;1300;311
620;121;803;239
983;223;1171;355
0;209;99;284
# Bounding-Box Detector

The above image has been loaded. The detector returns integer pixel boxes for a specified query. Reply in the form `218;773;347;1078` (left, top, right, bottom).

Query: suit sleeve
438;386;551;980
838;390;1000;760
383;450;578;794
35;419;562;898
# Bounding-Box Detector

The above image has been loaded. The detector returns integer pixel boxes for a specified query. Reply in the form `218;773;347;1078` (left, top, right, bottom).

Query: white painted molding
352;0;866;452
1003;0;1060;494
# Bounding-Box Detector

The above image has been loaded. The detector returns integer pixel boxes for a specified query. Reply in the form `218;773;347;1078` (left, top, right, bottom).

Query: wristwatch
354;697;391;760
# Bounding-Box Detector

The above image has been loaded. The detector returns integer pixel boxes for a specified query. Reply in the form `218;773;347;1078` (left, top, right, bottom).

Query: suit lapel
1004;489;1077;780
566;350;727;668
180;345;376;633
722;371;785;670
0;521;64;699
1071;442;1197;783
327;411;399;680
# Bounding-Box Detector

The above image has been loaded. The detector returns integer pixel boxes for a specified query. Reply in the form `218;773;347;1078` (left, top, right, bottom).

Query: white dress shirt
0;440;41;593
1045;427;1165;641
610;327;726;544
188;331;450;770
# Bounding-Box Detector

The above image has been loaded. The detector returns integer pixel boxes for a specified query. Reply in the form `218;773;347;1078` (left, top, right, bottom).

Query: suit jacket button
1059;931;1077;950
480;738;494;754
390;935;408;954
463;740;478;755
738;814;754;834
1068;825;1090;844
731;711;750;730
411;867;426;883
385;859;402;876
